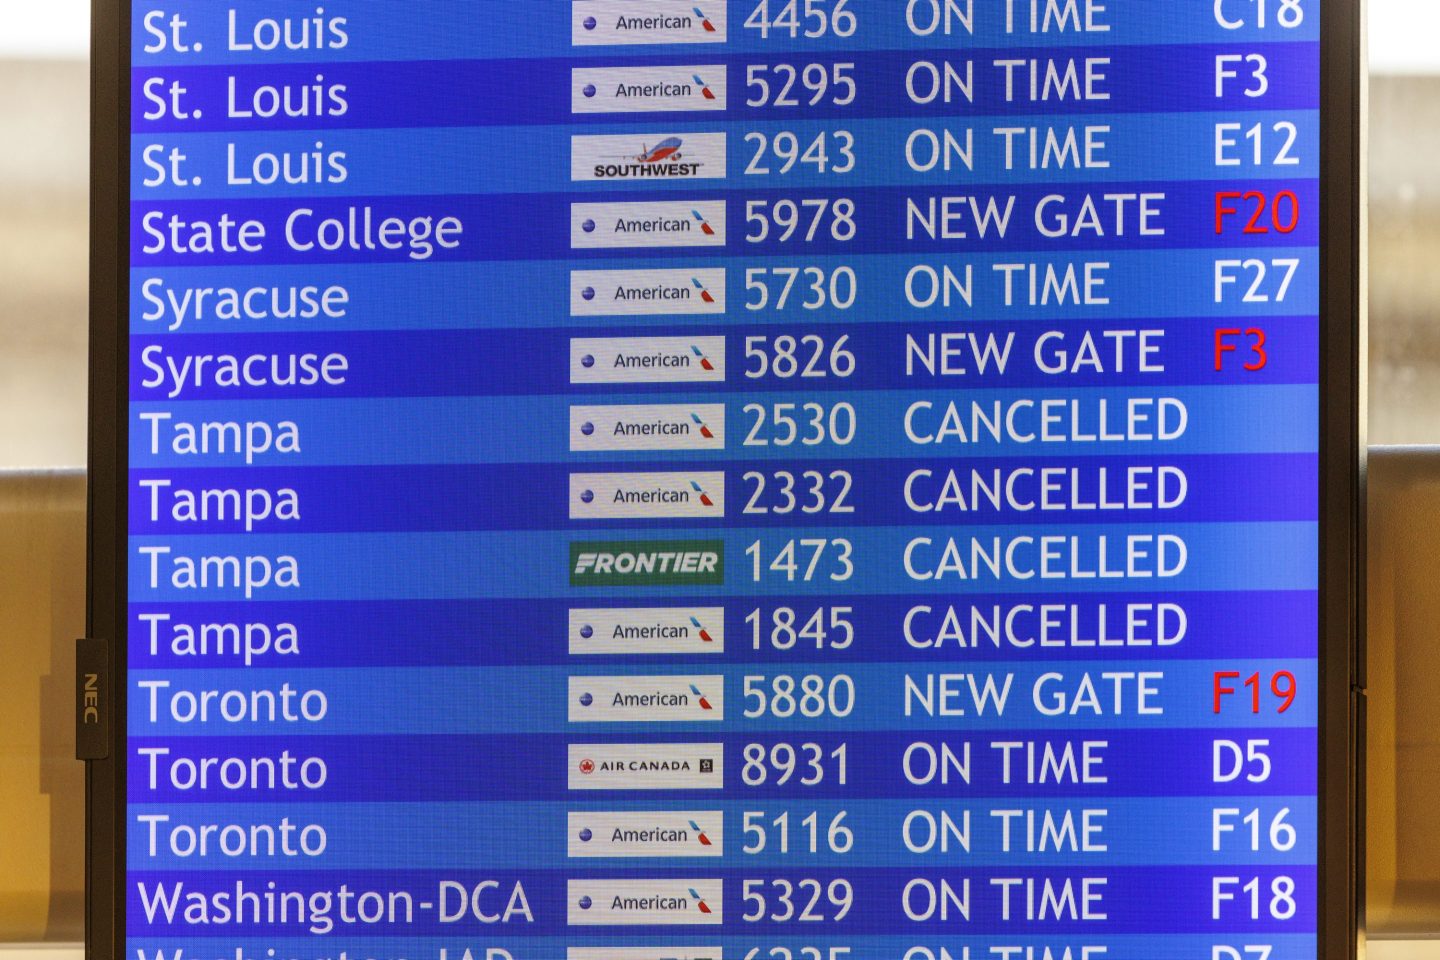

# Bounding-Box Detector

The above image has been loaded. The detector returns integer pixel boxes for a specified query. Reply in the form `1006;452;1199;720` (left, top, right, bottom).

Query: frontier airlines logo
571;540;724;587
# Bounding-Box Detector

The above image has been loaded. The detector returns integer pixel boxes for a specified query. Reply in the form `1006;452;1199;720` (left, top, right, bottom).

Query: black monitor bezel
85;4;1366;955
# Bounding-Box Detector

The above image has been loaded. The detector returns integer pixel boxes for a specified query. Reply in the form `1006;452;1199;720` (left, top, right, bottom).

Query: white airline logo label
568;879;724;925
573;2;729;45
572;200;726;249
571;133;727;182
571;268;726;317
574;65;727;114
569;674;725;722
570;472;725;520
570;335;726;385
569;743;724;790
569;607;725;655
568;949;722;960
570;404;725;452
567;810;724;857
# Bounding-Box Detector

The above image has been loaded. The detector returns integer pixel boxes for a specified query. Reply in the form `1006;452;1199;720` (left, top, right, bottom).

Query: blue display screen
127;3;1322;958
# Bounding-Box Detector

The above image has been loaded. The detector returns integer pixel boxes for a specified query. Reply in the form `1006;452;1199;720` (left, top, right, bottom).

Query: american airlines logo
573;1;730;45
572;200;726;250
573;65;728;114
570;335;726;385
570;472;725;520
568;810;725;858
568;949;723;960
569;674;725;722
568;879;724;925
568;607;726;655
569;403;726;453
571;268;726;317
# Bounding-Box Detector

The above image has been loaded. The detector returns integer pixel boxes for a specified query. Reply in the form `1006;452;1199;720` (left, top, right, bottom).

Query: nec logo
75;638;109;760
82;673;100;724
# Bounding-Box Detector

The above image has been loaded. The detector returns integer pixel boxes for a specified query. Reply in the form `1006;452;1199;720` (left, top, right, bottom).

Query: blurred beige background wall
0;59;87;469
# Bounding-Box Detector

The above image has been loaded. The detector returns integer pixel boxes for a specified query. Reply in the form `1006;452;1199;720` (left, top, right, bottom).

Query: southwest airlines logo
572;133;726;182
643;138;685;163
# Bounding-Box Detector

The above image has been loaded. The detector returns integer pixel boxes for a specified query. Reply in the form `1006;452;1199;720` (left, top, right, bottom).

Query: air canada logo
587;758;700;774
569;743;724;792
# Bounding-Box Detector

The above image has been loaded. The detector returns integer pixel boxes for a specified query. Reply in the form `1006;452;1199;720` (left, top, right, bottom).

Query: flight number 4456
745;0;857;38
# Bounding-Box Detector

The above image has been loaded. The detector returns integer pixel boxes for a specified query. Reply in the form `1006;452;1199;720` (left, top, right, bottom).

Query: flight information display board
95;2;1361;959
